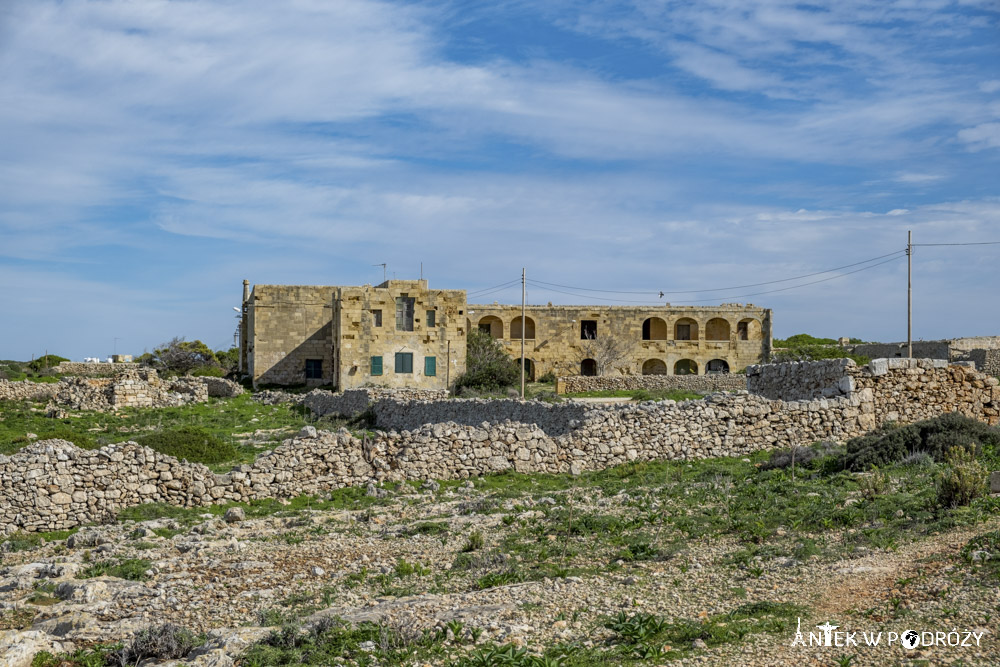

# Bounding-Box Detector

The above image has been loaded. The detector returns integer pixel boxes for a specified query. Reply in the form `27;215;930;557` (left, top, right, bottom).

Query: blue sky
1;0;998;360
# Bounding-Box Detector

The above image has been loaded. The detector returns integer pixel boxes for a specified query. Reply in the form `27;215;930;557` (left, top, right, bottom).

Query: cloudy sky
1;0;998;360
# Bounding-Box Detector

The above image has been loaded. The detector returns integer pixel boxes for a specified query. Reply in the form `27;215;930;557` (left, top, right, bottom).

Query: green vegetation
77;558;152;581
0;357;65;383
841;412;1000;471
135;337;238;377
132;426;237;464
0;393;311;459
771;333;869;365
0;528;78;552
455;330;522;393
961;530;1000;581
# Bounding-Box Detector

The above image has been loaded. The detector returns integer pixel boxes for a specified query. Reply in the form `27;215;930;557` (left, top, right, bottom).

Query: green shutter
395;352;413;373
424;356;436;376
371;356;382;376
427;310;435;327
394;353;403;373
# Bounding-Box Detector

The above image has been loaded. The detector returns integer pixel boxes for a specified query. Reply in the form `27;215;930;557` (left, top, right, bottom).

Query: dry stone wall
1;359;997;536
51;362;139;376
0;370;208;411
556;373;745;395
0;380;58;403
746;359;859;401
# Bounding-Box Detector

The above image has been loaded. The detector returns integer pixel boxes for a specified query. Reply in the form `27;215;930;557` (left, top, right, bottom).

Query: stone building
467;303;772;380
242;280;467;389
240;279;772;388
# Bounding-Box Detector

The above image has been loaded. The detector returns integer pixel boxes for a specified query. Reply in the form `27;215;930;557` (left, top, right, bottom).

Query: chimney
242;279;250;303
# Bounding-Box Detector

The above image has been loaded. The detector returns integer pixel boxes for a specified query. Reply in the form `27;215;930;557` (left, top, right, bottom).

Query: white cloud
980;80;1000;94
958;122;1000;150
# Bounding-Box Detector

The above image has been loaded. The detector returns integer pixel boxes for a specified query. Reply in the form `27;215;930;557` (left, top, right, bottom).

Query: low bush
106;624;202;667
936;447;987;508
454;330;520;392
133;427;237;464
842;413;1000;471
77;558;151;581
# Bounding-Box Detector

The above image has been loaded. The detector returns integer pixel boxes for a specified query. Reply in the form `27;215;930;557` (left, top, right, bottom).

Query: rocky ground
2;456;999;667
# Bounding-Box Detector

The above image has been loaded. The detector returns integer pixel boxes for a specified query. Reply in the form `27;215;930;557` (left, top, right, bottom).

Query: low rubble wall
555;373;745;395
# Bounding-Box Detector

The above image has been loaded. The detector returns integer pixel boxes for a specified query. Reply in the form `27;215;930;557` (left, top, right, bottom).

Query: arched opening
705;318;731;341
511;316;536;339
477;316;504;339
642;359;667;375
581;359;597;376
520;358;535;382
674;318;699;341
737;318;761;341
706;359;730;374
674;359;698;375
642;317;667;341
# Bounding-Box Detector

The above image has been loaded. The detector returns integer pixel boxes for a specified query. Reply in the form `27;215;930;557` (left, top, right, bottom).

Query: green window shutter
371;356;382;376
424;356;436;376
427;310;436;327
395;352;413;373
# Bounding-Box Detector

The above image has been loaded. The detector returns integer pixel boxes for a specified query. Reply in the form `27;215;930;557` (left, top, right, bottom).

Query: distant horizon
2;1;997;361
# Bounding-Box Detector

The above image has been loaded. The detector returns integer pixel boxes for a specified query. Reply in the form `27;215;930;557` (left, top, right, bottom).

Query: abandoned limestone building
239;279;773;388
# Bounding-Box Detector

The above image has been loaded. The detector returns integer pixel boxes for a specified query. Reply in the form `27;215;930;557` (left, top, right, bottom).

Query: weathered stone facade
467;303;771;380
332;281;467;391
241;279;772;389
555;373;746;395
1;358;996;536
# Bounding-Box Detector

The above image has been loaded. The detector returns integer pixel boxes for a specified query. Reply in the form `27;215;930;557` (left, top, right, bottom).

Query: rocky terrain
2;444;999;666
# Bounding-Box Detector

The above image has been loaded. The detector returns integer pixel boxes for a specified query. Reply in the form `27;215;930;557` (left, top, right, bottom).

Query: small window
304;359;323;379
580;320;597;339
424;356;436;376
426;310;436;327
370;356;383;376
394;352;413;373
372;310;382;327
395;297;414;331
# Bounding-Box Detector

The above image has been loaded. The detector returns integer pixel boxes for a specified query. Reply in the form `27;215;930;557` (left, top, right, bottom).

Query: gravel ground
2;477;998;666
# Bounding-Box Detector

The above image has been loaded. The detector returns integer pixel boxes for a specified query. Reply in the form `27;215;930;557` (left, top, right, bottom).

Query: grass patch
132;427;237;464
77;558;152;581
1;528;78;552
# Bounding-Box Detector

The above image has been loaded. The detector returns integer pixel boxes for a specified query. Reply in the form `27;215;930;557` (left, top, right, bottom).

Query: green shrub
936;448;987;508
842;413;1000;471
106;624;202;667
455;330;520;392
133;427;236;464
77;558;152;581
537;371;557;383
27;355;69;372
189;365;224;377
462;530;484;552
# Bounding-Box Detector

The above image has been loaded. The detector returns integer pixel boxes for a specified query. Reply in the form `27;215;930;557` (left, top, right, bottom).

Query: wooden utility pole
907;230;912;359
520;267;526;399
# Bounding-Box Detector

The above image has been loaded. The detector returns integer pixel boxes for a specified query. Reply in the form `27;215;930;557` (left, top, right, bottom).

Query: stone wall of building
555;373;746;395
2;360;996;536
468;303;772;381
51;362;139;376
201;377;246;398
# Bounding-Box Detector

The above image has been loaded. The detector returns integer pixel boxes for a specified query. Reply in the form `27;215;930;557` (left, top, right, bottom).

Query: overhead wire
528;249;907;295
912;241;1000;246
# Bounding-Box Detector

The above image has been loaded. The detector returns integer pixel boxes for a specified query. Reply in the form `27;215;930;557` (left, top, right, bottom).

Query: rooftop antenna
373;263;387;283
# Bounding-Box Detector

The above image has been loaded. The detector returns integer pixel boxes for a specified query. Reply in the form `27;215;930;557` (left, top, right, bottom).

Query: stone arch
674;317;698;341
520;358;535;382
674;359;698;375
705;318;731;341
477;316;504;339
642;317;667;341
737;318;761;341
511;316;535;339
642;359;667;375
706;359;730;374
581;358;597;376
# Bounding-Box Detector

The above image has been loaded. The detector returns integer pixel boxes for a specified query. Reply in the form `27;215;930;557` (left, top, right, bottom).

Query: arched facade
642;358;667;375
511;316;536;339
737;318;762;341
706;359;730;374
477;316;504;339
581;358;597;376
705;318;731;341
674;359;698;375
642;317;668;341
674;317;699;341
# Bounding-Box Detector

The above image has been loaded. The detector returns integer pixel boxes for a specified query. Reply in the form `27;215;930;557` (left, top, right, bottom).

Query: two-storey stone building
239;279;772;388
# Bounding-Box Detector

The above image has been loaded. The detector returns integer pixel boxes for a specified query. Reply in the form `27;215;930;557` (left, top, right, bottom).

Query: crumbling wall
746;358;858;401
201;377;245;398
1;370;208;411
0;380;58;402
51;362;139;376
555;373;745;395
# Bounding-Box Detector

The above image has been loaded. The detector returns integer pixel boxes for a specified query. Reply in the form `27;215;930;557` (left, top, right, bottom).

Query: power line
530;249;906;295
466;279;520;297
912;241;1000;246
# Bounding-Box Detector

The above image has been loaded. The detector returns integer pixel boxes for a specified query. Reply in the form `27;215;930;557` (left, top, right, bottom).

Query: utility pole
907;230;912;359
373;263;387;283
520;267;526;399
